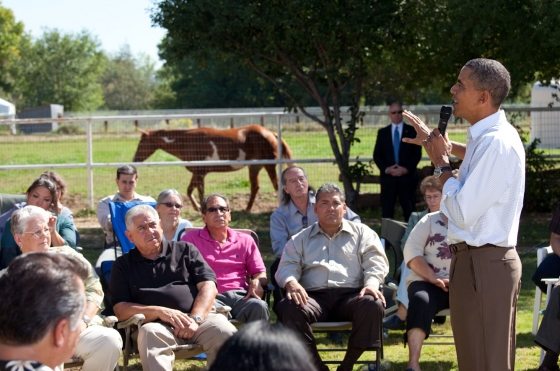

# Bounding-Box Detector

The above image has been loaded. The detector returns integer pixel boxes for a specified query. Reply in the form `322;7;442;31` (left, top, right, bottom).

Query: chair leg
533;287;543;336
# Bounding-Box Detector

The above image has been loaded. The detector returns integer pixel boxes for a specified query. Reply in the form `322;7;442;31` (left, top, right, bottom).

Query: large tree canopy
0;4;26;98
153;0;405;205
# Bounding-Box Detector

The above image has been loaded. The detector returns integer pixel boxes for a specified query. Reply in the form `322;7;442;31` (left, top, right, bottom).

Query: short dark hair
315;182;345;203
201;193;230;214
209;320;317;371
116;165;138;179
464;58;511;108
0;253;88;345
26;176;58;214
280;166;314;205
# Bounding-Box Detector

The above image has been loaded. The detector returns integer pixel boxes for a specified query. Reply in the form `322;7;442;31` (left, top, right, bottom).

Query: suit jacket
373;123;422;179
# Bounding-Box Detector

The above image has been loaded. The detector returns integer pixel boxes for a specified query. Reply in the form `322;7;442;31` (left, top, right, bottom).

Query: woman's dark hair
26;176;58;214
41;171;68;200
209;320;317;371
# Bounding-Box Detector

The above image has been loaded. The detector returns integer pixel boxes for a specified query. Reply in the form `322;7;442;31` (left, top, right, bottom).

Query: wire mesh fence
0;105;558;213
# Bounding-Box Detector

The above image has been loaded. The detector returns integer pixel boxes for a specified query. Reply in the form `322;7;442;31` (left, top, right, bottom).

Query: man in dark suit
373;102;422;222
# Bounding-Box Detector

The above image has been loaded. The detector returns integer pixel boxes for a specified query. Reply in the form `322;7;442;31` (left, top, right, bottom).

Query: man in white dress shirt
402;58;524;371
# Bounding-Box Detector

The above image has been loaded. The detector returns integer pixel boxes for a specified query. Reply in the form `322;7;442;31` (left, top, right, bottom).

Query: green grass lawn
77;208;551;371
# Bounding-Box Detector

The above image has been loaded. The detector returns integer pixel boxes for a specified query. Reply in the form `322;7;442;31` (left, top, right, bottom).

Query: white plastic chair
532;246;553;336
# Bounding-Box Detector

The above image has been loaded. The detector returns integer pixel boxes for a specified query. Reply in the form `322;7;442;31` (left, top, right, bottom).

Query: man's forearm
113;302;165;322
252;271;268;286
190;281;217;318
450;141;466;160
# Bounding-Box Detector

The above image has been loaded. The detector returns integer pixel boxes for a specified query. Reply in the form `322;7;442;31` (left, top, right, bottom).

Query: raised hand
402;110;431;146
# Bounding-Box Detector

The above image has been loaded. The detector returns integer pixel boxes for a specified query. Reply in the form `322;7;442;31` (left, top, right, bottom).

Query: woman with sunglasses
0;176;77;269
155;189;193;241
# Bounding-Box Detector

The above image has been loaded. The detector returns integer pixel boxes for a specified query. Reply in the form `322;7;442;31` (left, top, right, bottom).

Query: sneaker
383;314;406;330
361;360;391;371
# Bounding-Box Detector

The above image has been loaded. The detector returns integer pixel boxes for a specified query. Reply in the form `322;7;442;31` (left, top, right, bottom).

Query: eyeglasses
302;215;308;228
390;110;403;114
424;195;441;201
22;227;51;238
206;206;229;214
161;202;182;209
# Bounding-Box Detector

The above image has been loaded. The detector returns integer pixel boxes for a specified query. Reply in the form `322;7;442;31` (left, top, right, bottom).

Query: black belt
450;242;505;254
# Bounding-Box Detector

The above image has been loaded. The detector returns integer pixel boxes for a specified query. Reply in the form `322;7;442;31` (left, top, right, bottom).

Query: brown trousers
449;243;522;371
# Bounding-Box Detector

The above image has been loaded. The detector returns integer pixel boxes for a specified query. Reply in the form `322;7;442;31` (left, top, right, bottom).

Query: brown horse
132;125;294;212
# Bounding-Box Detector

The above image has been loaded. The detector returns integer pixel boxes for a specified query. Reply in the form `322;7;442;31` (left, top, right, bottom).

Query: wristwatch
189;315;203;325
434;166;452;178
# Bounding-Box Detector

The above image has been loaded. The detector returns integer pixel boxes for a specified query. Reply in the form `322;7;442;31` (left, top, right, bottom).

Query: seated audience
384;175;444;330
209;320;317;371
6;206;122;371
96;164;155;248
275;183;388;371
0;171;76;239
532;202;560;293
0;176;77;269
0;253;89;371
182;193;269;323
110;205;236;369
403;208;451;371
535;282;560;371
156;189;192;241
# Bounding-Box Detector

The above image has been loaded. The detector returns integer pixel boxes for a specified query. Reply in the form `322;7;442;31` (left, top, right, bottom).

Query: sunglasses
302;215;308;228
390;110;403;114
161;202;182;209
206;206;230;213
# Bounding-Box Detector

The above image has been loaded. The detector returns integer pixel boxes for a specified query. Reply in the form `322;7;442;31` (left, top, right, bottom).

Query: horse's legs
264;164;279;191
246;165;262;212
186;168;204;212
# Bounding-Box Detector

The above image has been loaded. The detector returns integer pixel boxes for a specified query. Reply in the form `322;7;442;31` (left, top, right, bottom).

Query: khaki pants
137;313;236;370
449;243;521;371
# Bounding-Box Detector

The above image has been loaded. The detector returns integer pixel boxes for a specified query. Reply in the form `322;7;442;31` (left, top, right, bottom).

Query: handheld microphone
437;106;453;137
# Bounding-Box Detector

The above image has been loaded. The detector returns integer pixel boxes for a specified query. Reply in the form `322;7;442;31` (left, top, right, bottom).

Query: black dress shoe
383;314;406;330
537;365;560;371
327;331;343;345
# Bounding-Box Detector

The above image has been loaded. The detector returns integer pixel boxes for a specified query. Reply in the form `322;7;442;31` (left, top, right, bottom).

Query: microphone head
440;105;452;120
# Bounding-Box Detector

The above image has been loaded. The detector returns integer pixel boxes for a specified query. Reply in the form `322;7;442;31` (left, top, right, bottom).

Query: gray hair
464;58;510;108
125;204;159;231
10;205;51;236
280;166;315;205
315;183;345;202
157;189;182;204
201;193;230;214
0;253;88;345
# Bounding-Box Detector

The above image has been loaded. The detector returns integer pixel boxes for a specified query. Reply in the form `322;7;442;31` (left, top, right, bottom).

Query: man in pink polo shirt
182;193;269;323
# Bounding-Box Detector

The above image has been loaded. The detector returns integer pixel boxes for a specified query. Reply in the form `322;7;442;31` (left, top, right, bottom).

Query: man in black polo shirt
110;204;236;370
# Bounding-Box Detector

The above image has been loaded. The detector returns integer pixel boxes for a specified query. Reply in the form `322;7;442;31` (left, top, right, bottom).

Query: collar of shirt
287;193;315;217
309;219;352;238
131;240;168;262
199;226;236;245
113;191;141;202
467;110;504;141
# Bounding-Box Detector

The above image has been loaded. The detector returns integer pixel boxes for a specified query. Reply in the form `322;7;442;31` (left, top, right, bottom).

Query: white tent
0;98;16;134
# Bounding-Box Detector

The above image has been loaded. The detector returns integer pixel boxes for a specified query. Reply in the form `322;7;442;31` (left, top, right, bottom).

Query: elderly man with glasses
3;205;122;371
373;102;422;222
182;193;269;323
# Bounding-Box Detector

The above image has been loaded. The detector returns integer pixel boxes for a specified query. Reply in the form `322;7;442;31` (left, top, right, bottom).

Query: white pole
86;120;94;209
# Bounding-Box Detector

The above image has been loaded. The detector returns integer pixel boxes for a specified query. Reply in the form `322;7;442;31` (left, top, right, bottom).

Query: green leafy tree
153;0;404;206
0;4;26;98
154;52;295;109
101;44;156;110
17;29;105;111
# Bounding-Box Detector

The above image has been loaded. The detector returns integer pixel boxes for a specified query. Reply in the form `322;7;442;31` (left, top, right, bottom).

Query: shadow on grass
517;331;539;349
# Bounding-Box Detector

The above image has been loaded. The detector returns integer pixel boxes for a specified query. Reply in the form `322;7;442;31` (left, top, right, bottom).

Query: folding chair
0;193;26;214
532;245;554;335
380;218;407;316
311;320;384;369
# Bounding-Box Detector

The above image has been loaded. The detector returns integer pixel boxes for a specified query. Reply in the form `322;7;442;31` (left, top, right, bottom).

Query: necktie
393;127;400;165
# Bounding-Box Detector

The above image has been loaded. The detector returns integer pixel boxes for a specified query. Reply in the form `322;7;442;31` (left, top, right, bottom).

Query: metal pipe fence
0;105;558;212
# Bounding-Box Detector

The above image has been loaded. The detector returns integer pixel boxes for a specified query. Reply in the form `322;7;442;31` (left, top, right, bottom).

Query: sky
3;0;167;67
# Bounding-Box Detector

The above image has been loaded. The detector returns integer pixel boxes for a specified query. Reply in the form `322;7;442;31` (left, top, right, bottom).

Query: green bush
524;138;560;212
